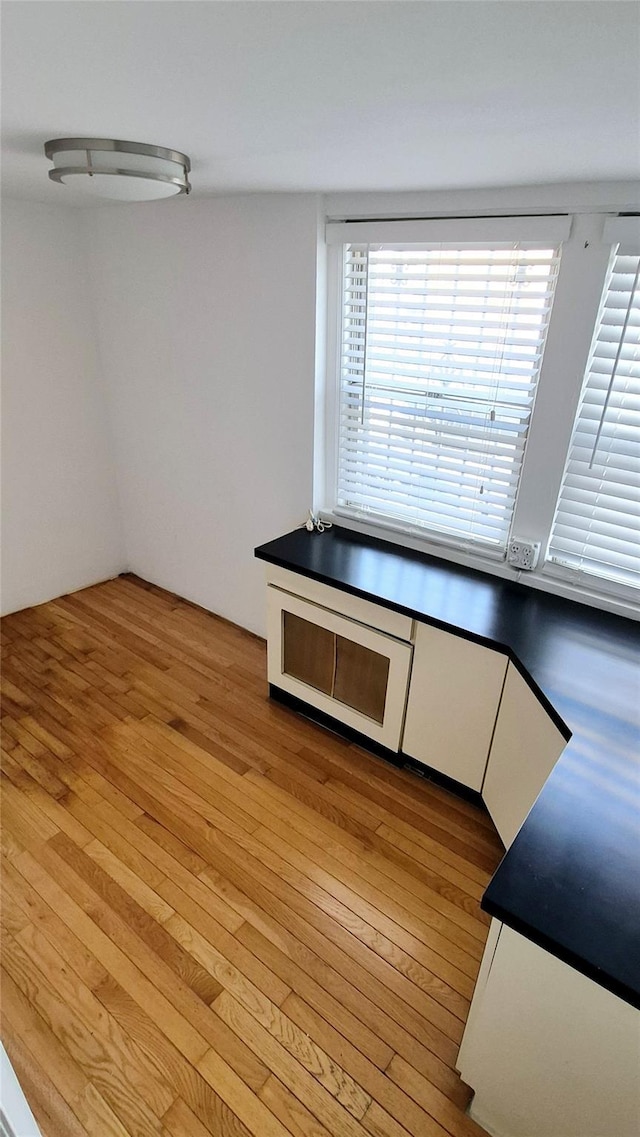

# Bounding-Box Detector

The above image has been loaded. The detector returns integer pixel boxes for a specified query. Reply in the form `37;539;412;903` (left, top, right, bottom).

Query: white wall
1;200;124;616
84;195;319;636
5;183;634;631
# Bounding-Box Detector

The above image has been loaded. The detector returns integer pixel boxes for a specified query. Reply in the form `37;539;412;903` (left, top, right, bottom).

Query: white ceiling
2;0;639;204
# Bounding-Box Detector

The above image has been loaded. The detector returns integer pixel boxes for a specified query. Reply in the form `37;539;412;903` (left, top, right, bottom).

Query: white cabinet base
458;924;640;1137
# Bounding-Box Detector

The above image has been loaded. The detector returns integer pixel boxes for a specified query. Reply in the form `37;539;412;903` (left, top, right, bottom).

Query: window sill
322;509;640;622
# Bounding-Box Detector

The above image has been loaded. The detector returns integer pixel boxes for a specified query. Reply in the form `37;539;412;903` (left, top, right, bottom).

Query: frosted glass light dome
44;138;191;201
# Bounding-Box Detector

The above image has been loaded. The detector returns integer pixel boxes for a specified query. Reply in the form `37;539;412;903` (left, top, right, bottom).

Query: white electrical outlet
507;538;540;571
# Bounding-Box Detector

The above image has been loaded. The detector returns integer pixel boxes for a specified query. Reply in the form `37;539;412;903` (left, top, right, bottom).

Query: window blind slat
339;459;520;502
337;241;559;548
547;251;640;587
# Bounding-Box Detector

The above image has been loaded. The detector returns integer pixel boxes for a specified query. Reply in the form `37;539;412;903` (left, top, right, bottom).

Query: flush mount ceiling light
44;137;191;201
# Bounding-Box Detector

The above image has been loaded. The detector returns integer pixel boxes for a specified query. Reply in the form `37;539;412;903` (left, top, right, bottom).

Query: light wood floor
0;575;503;1137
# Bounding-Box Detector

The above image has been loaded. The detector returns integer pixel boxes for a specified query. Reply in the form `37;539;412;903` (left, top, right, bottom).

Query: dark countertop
255;525;640;1008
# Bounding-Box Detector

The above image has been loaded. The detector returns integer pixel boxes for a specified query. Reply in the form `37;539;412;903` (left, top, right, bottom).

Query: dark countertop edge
481;897;640;1011
255;542;572;741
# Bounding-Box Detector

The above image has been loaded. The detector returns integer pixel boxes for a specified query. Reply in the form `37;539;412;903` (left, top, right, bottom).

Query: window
331;228;562;551
322;213;639;615
547;246;640;590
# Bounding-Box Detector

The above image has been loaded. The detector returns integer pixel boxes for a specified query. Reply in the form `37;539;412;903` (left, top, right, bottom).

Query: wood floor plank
258;1075;335;1137
157;878;291;1006
284;994;478;1137
162;1096;249;1137
1;966;89;1103
196;831;465;1059
2;855;108;991
138;716;486;950
97;726;260;841
3;739;68;798
1;1027;92;1137
14;920;176;1125
1;773;60;845
162;856;458;1098
386;1055;488;1137
93;798;243;934
47;831;223;1006
253;823;478;992
294;739;497;833
1;799;49;863
0;576;497;1137
0;883;32;937
73;1082;136;1137
95;975;256;1137
326;778;500;875
84;838;176;923
236;921;395;1072
244;767;488;920
135;810;209;875
177;860;467;1104
127;720;480;993
4;760;96;849
2;927;171;1135
34;839;275;1069
374;824;488;898
226;991;372;1123
212;991;372;1136
196;843;466;1075
61;790;169;888
11;848;212;1067
1;682;128;810
260;755;499;862
1;966;108;1137
196;1048;293;1137
102;714;488;936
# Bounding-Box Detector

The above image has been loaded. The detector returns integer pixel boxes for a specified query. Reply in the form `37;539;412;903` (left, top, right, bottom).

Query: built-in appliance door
266;585;412;750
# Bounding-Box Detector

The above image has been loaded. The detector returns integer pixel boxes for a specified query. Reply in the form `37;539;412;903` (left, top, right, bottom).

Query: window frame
318;212;640;620
544;220;640;602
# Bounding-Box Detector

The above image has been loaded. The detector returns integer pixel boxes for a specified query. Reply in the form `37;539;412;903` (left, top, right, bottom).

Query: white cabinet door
483;663;567;847
402;622;508;791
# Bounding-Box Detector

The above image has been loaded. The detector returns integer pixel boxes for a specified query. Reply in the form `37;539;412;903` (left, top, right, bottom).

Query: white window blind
548;249;640;589
336;242;561;549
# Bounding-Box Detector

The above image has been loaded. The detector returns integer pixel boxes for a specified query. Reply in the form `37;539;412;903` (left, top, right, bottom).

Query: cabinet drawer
267;586;412;750
264;564;413;642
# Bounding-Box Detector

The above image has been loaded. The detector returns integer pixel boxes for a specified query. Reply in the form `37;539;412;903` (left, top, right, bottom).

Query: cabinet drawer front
267;586;412;750
264;565;413;642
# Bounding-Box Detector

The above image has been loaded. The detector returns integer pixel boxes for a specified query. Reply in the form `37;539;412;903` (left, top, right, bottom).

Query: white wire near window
547;243;640;590
334;238;561;550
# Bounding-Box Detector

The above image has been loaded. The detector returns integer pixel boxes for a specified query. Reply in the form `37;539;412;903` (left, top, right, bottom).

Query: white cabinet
263;567;566;816
402;623;508;791
457;923;640;1137
483;663;567;847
